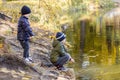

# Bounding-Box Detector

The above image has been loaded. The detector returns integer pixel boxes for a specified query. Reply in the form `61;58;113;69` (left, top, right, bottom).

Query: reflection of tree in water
79;17;116;65
113;16;120;64
106;25;113;54
80;20;86;68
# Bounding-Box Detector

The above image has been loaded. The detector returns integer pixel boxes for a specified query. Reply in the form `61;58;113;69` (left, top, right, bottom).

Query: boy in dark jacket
17;5;34;63
50;32;74;71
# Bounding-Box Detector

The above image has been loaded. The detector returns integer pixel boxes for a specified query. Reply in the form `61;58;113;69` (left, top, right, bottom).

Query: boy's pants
19;40;29;58
54;53;71;67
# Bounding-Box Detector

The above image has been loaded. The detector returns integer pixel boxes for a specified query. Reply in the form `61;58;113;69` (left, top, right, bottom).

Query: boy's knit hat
21;5;31;15
56;32;66;42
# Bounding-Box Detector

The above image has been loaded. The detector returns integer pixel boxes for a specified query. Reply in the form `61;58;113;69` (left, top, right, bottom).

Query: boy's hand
30;36;34;39
29;36;35;42
70;58;75;63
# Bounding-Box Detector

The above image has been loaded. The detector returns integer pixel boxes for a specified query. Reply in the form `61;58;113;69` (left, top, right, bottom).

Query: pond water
66;7;120;80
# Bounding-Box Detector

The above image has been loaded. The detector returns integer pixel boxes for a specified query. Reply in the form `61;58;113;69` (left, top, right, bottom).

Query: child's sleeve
58;44;67;57
21;20;34;36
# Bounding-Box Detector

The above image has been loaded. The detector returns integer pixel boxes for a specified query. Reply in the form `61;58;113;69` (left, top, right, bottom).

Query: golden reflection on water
67;12;120;80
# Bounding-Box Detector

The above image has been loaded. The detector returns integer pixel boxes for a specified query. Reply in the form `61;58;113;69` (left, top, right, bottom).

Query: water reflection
67;8;120;80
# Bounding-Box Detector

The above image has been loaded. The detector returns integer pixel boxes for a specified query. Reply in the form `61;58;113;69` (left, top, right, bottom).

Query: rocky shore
0;19;75;80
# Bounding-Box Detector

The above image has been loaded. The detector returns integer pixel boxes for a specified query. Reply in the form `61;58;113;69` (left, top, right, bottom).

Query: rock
0;35;10;53
57;76;68;80
41;75;57;80
40;68;59;80
60;68;76;80
0;72;18;80
82;61;90;68
0;24;12;35
67;68;76;80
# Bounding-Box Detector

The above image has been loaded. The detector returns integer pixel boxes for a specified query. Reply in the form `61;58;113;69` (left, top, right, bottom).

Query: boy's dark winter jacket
50;39;68;63
17;16;34;41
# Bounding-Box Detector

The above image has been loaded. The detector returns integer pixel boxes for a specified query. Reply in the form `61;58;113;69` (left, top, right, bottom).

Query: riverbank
0;19;75;80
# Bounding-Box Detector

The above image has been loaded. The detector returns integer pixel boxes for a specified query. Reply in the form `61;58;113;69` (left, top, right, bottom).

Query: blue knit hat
56;32;66;42
21;5;31;15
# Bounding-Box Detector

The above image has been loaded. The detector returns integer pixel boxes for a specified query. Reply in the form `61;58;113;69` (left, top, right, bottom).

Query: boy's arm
58;44;67;56
21;20;34;36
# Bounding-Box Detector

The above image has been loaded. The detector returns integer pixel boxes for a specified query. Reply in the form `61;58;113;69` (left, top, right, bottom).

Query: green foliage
71;0;83;6
30;14;40;22
99;0;115;8
87;0;115;8
71;0;114;10
0;0;72;31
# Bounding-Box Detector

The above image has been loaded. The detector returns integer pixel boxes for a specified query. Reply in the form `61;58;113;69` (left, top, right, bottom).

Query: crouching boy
50;32;74;71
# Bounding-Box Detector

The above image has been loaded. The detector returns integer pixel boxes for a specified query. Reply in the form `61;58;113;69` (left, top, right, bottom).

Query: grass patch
0;0;72;32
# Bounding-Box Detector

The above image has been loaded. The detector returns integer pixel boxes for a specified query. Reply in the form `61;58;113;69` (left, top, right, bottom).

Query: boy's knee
65;53;71;60
23;45;29;50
